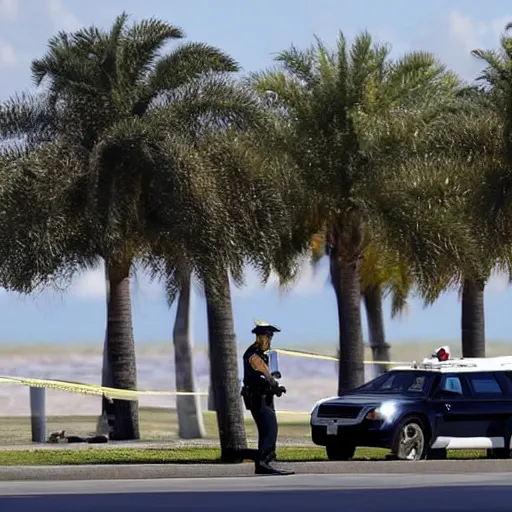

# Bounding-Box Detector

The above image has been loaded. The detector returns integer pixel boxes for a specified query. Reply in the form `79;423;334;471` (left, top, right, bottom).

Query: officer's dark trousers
249;394;277;464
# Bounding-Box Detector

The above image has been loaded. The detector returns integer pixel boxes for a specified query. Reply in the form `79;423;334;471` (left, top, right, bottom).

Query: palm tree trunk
330;254;365;394
207;346;216;411
97;263;112;436
363;284;390;376
207;379;216;411
204;268;247;463
461;277;486;358
97;335;113;436
103;258;140;440
173;272;205;439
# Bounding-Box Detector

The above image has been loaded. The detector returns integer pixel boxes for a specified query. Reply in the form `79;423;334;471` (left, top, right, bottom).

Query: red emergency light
435;346;450;361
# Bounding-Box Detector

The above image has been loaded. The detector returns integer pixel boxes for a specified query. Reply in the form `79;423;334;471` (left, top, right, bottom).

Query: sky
0;0;512;349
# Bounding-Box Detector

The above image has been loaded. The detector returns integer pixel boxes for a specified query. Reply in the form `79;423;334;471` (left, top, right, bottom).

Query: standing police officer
241;320;294;475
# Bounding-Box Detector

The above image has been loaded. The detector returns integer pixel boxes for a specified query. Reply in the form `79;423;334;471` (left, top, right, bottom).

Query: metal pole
29;387;46;443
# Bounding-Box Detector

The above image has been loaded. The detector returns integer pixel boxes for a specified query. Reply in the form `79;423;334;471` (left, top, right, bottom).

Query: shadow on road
1;486;511;512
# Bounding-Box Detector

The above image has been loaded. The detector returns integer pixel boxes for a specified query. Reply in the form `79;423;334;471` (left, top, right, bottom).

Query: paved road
1;474;512;511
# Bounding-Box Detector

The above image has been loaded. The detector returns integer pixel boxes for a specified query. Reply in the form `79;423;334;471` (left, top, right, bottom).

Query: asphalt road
1;473;512;512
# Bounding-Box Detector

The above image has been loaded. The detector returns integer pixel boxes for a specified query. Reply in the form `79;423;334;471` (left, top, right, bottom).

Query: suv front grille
317;404;362;419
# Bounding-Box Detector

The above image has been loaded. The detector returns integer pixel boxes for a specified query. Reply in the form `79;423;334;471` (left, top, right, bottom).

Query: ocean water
1;341;511;416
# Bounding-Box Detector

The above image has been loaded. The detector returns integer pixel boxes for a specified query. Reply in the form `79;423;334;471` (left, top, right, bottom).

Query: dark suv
310;358;512;460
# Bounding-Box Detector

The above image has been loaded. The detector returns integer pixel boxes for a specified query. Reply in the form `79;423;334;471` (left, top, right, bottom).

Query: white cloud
70;266;106;300
130;267;162;300
446;11;483;56
487;270;510;294
283;259;330;296
0;42;16;67
69;264;163;301
490;16;512;37
383;11;512;82
441;11;512;80
0;0;18;22
232;259;330;298
45;0;81;32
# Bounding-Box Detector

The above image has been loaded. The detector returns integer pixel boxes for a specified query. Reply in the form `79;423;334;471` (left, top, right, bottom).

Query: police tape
274;348;409;366
0;375;208;400
0;348;409;403
0;375;310;415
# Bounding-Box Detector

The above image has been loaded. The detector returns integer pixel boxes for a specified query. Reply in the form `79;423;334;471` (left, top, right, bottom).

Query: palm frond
149;42;239;94
118;17;184;87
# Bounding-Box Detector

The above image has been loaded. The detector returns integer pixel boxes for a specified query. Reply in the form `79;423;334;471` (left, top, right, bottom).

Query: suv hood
319;393;422;407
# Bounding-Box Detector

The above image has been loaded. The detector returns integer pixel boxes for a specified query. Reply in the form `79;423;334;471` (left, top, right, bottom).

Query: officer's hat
251;319;281;336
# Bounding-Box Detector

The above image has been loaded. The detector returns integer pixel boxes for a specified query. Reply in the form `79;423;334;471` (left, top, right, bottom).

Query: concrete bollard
29;387;46;443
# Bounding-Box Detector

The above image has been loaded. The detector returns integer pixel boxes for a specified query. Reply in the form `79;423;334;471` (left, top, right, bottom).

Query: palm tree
465;24;512;357
143;125;301;461
360;245;413;373
361;80;504;359
171;270;205;439
198;130;305;462
0;12;264;440
311;233;412;375
248;31;462;393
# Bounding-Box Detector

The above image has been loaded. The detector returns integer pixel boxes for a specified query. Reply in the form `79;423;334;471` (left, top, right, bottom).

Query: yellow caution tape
0;376;311;415
0;375;208;400
0;349;410;406
274;348;409;366
273;348;337;361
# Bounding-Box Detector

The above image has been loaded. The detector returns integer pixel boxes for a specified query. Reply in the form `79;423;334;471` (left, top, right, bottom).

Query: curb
1;459;512;481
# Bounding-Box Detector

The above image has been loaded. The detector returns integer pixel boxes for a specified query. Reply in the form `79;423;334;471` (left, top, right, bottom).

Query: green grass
0;446;491;466
0;408;311;446
0;407;492;465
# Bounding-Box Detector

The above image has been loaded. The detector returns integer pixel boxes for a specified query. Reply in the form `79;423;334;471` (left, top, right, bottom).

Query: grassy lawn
0;407;311;446
0;407;491;465
0;446;489;466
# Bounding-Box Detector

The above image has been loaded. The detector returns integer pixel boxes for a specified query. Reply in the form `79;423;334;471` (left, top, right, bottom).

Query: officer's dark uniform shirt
243;343;269;393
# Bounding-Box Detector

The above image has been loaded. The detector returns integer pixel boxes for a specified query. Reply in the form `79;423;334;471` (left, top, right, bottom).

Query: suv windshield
354;370;431;395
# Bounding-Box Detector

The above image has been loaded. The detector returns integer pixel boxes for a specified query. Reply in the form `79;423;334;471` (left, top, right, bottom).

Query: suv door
430;373;474;444
464;372;511;448
431;371;509;450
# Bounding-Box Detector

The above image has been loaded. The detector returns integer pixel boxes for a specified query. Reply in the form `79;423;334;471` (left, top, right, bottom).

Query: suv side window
439;375;464;396
441;376;463;394
466;372;504;397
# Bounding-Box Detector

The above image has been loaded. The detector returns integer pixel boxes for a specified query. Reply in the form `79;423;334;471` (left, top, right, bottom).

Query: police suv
310;347;512;461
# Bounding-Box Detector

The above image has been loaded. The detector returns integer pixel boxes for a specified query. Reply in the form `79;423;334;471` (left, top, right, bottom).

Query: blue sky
0;0;511;348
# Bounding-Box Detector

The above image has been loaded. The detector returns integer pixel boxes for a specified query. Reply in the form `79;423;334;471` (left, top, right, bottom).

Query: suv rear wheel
325;440;356;461
487;419;512;459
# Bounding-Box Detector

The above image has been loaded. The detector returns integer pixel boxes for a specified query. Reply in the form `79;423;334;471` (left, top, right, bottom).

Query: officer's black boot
255;453;294;476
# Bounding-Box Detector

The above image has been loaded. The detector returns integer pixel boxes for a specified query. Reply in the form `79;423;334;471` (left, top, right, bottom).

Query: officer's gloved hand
274;385;287;397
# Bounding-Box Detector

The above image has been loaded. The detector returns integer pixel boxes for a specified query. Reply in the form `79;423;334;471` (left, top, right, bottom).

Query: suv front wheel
391;416;429;460
325;440;356;460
